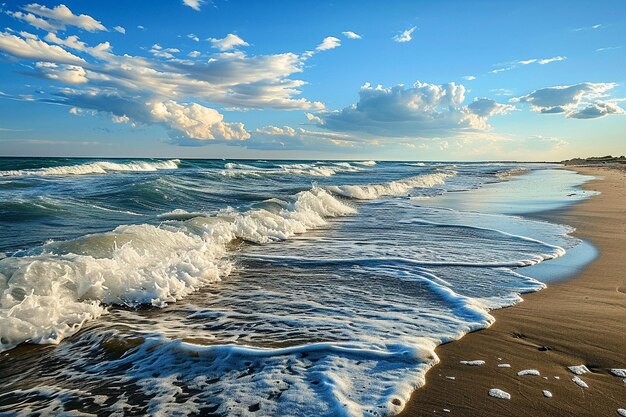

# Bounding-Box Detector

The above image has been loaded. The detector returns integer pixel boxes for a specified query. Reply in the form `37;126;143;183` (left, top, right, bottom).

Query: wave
0;172;456;352
353;160;377;166
220;161;366;177
0;159;181;177
496;167;530;179
326;172;454;200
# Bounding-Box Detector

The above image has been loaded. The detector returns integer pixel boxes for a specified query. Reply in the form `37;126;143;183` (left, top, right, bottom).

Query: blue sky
0;0;624;160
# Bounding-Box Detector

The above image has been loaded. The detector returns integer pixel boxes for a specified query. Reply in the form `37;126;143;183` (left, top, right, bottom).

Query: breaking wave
0;172;456;352
0;159;181;177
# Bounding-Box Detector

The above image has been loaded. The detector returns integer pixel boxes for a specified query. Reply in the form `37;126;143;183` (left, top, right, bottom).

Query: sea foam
0;159;181;177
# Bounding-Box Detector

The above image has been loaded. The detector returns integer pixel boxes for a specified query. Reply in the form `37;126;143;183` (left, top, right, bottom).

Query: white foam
460;360;485;366
488;388;511;399
518;369;541;376
0;159;180;177
611;369;626;377
572;376;588;388
0;186;356;352
220;161;366;178
496;168;529;179
568;364;590;375
543;390;552;398
327;172;454;200
353;160;377;166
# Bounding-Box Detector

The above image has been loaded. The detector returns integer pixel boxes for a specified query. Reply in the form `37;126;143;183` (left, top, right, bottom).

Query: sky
0;0;624;161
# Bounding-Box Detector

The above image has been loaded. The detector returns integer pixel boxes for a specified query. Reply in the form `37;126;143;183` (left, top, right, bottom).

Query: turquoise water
0;159;594;416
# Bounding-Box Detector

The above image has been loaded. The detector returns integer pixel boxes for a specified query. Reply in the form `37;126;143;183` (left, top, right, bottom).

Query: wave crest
0;159;181;177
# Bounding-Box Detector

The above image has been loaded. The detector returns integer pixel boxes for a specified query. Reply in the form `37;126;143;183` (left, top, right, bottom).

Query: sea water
0;159;595;416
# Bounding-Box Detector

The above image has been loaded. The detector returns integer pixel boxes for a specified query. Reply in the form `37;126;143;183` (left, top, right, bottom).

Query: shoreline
399;166;626;417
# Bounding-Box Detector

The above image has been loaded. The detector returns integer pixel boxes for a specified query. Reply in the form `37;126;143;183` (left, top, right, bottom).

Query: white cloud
249;125;356;150
15;3;106;32
137;25;145;30
462;75;476;81
150;100;249;141
0;19;332;145
187;33;199;42
208;34;249;51
312;81;511;138
467;98;515;117
149;44;180;59
111;114;130;123
188;50;201;58
568;100;625;119
305;112;324;125
491;56;566;74
182;0;205;11
8;11;60;32
596;46;622;52
316;36;341;51
574;23;604;31
392;26;416;43
342;31;362;39
511;82;623;119
34;61;88;84
255;125;297;136
0;31;85;65
113;26;125;34
518;56;566;65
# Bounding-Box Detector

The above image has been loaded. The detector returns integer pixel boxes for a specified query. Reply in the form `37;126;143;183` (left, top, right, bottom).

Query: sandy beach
400;165;626;416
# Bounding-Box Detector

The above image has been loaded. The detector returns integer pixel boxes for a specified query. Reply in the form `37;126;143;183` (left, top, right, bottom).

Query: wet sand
399;166;626;417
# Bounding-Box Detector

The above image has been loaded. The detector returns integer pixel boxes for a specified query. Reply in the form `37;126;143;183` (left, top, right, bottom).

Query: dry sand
399;166;626;417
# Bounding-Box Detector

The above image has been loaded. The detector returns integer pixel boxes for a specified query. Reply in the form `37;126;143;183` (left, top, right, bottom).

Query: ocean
0;158;595;416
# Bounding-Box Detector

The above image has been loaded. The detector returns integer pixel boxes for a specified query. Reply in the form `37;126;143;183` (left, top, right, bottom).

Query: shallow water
0;159;595;416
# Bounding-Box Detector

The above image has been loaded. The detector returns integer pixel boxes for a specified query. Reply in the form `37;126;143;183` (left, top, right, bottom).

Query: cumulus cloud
11;3;106;32
305;112;324;125
113;26;125;34
255;125;297;136
392;26;416;43
468;98;515;117
0;6;334;146
183;0;205;11
342;31;362;39
0;31;85;65
311;81;511;138
568;101;625;119
512;82;624;119
150;100;249;141
33;62;88;84
208;34;249;51
316;36;341;51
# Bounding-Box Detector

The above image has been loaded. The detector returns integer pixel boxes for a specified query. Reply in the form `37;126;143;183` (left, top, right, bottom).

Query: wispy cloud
342;31;362;40
392;26;416;43
596;45;622;52
491;56;566;74
574;23;605;31
182;0;205;11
